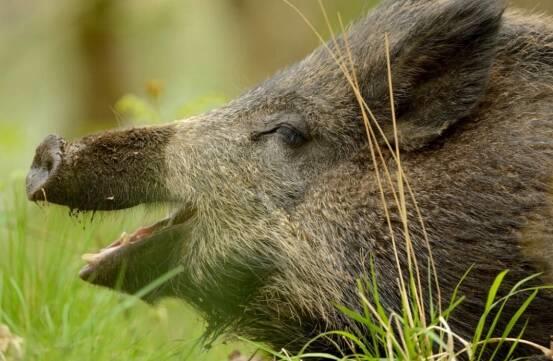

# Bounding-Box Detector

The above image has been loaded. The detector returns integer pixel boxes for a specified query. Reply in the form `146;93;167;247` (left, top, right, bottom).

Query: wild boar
25;0;553;359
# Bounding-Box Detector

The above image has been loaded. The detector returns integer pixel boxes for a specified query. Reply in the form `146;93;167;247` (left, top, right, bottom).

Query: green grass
0;173;245;361
249;272;550;361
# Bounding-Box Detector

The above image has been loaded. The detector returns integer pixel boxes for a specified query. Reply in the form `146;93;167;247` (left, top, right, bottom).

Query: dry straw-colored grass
272;1;553;360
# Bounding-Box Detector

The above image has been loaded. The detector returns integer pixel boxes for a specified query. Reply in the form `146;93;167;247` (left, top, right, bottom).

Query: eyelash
251;123;307;147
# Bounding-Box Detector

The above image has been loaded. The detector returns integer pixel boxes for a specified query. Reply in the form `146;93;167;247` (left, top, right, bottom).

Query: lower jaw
78;214;194;296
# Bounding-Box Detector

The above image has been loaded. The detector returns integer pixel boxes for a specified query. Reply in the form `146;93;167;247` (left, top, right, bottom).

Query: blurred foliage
114;82;229;126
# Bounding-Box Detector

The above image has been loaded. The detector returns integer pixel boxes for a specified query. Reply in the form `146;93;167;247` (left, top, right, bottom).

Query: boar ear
372;0;505;150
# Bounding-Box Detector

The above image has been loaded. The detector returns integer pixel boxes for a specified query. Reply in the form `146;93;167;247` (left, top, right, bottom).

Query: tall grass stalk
277;2;552;360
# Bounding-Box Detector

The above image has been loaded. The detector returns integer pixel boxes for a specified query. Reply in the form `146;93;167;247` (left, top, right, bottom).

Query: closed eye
275;124;307;147
250;123;308;147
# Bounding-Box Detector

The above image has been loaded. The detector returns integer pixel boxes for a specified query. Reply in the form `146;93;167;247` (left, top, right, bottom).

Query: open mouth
78;207;195;294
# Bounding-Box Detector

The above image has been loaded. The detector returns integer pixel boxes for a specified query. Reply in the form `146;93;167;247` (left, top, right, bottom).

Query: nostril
45;157;54;173
26;134;66;201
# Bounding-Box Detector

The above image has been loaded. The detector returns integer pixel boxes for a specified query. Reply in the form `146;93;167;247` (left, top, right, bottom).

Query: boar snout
26;126;176;211
26;134;65;203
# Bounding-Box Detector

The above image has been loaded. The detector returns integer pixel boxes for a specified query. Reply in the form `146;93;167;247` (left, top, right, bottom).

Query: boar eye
250;113;309;147
275;124;307;147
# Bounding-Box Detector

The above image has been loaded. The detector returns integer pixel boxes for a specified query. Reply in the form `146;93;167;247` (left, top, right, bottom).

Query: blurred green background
0;1;551;360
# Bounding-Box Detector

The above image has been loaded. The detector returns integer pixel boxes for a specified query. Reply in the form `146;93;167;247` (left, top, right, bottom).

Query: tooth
81;253;100;264
120;231;130;245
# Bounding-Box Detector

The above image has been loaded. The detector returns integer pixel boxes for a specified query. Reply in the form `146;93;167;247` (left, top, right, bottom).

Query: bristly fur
27;0;553;359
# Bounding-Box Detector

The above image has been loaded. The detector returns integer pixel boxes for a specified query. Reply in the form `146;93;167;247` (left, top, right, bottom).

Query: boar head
28;0;552;355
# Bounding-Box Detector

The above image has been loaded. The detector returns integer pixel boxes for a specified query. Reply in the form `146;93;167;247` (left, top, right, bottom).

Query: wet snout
25;126;176;211
26;134;65;202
